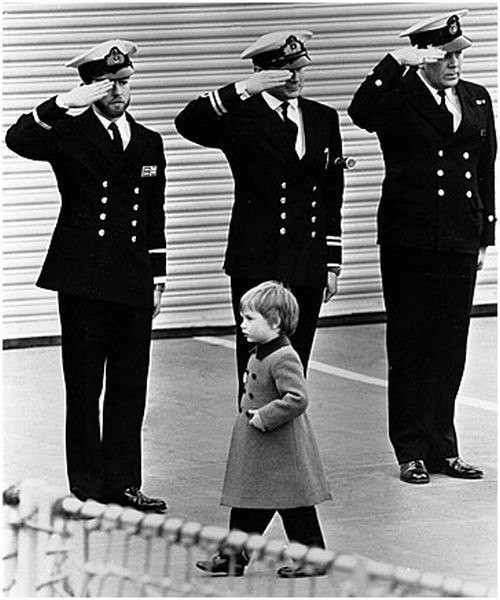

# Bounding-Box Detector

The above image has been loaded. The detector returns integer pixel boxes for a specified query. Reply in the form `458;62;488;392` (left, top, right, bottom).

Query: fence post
12;478;44;597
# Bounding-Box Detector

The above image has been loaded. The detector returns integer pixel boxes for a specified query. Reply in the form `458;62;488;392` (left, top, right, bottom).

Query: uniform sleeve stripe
326;238;342;246
208;92;223;116
32;108;52;130
213;90;227;115
149;248;167;254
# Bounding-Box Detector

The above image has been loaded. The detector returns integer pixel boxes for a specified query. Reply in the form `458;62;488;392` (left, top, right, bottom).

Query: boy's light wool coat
221;336;331;509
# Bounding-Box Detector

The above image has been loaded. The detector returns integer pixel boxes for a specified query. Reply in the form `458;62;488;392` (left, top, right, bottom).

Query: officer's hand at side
477;246;487;271
323;271;338;303
58;80;113;109
245;70;292;95
391;46;445;66
153;289;163;318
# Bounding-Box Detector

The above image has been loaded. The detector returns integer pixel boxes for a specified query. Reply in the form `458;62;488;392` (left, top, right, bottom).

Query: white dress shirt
262;92;305;158
93;108;131;149
417;71;462;132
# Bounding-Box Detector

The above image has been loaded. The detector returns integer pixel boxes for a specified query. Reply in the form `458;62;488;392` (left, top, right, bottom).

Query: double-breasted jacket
175;83;344;287
6;97;167;308
348;54;496;254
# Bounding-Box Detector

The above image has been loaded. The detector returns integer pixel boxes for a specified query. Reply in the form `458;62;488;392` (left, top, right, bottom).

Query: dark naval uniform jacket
175;83;344;287
348;54;496;253
6;97;167;308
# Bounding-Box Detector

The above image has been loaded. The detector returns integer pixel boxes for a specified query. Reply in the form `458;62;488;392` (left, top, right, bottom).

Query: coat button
102;181;108;188
311;231;316;238
249;393;254;399
465;171;472;179
311;201;317;208
466;190;472;198
438;189;445;196
251;373;257;379
311;216;317;223
463;152;470;159
131;235;137;243
312;185;317;191
281;182;286;189
280;197;286;204
101;197;108;204
437;169;444;176
280;227;286;235
131;220;137;227
488;215;495;222
98;229;105;237
375;79;382;87
133;204;139;211
280;212;286;220
99;213;106;220
134;187;140;194
438;150;444;157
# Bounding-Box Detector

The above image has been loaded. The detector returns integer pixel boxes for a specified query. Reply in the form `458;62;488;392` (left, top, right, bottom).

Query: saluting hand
245;70;292;95
58;80;114;109
391;46;446;66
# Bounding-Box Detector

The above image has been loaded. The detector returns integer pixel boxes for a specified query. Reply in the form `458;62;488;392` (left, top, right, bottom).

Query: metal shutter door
2;2;497;341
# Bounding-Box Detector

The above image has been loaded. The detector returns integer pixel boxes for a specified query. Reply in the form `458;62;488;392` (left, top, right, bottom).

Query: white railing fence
3;479;496;597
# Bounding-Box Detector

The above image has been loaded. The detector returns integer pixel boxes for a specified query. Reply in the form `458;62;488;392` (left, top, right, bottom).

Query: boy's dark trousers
228;506;326;554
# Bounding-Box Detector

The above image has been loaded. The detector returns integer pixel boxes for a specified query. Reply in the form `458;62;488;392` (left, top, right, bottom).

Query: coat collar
253;334;291;360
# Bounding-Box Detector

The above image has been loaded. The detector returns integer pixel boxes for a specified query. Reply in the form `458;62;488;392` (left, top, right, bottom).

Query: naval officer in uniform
348;11;496;484
175;31;345;404
6;40;168;511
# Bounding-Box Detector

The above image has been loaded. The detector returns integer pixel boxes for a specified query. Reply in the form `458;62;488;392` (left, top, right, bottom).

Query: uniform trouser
230;277;324;407
228;506;325;552
58;292;153;499
379;246;478;465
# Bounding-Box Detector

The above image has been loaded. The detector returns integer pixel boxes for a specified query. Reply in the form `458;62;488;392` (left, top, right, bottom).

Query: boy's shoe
196;552;248;577
277;564;327;578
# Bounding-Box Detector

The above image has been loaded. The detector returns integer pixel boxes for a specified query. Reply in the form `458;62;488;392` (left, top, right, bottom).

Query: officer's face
267;68;305;100
422;50;463;89
93;77;131;119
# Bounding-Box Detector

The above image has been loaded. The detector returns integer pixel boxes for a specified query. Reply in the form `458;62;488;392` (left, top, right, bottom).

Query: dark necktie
281;102;298;147
437;90;453;132
109;121;123;152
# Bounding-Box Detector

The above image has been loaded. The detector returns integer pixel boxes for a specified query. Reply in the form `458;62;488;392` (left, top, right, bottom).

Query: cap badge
283;35;304;58
105;47;126;67
448;15;459;36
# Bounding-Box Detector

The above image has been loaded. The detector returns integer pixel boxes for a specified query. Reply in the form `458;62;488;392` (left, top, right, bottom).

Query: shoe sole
399;476;430;484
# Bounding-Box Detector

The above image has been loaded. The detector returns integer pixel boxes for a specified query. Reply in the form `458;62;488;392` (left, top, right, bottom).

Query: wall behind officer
5;39;168;512
175;31;345;404
348;11;496;485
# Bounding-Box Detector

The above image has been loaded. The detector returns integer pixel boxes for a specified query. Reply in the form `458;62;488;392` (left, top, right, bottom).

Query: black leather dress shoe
70;486;90;502
196;552;249;577
432;457;484;479
277;564;326;578
399;460;430;484
106;488;167;513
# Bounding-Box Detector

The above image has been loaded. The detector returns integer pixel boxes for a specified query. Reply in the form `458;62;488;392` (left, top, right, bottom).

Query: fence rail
2;479;496;597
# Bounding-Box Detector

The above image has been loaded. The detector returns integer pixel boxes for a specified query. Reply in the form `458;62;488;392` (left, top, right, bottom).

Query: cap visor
101;66;135;80
440;35;472;52
271;55;311;70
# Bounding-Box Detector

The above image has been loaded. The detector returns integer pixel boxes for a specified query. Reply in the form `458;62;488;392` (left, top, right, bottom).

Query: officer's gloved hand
58;80;114;109
390;46;446;66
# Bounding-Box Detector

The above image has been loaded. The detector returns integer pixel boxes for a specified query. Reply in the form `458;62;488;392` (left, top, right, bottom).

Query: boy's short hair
240;280;299;336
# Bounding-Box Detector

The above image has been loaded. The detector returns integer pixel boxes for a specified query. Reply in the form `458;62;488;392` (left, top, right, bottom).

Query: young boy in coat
197;281;331;578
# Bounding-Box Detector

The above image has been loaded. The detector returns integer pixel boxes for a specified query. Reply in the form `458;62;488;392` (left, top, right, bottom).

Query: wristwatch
154;283;166;293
